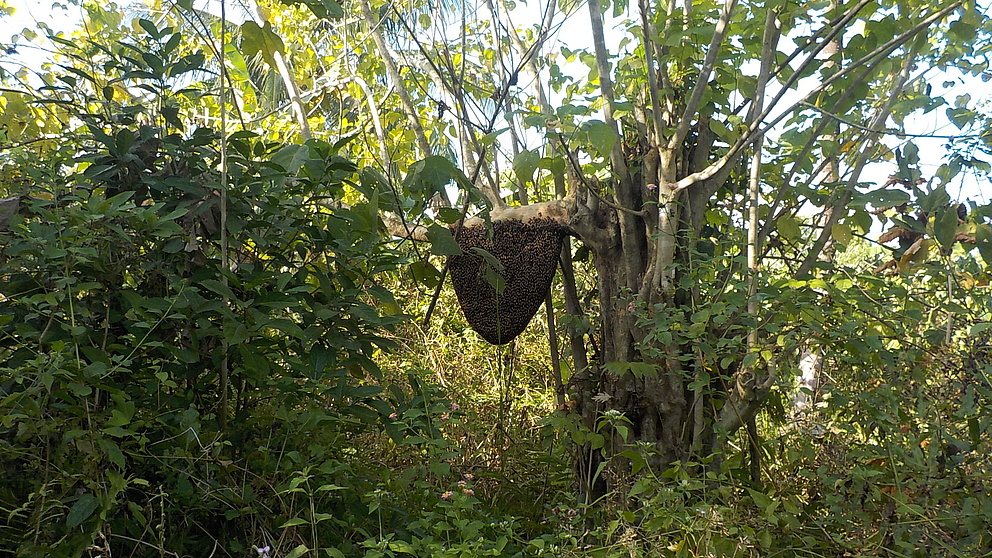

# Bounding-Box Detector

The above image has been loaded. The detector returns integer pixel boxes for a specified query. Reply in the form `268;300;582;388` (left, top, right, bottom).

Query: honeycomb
448;218;565;344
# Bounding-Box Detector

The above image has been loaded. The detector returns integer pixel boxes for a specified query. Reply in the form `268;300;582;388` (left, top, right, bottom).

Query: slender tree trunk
794;1;840;416
247;0;311;140
358;0;432;156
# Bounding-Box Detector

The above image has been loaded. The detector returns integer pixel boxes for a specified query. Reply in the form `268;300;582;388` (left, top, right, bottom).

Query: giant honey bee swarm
448;218;565;344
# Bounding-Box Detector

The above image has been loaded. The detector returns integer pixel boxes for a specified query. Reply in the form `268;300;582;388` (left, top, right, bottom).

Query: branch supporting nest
381;197;577;241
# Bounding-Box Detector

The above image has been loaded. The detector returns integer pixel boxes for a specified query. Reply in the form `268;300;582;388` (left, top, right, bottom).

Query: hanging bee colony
447;218;567;344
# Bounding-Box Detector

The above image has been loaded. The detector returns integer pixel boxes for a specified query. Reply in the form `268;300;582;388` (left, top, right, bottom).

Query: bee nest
448;218;565;344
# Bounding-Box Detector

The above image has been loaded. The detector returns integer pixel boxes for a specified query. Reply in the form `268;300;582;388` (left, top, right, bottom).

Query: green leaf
968;323;992;336
831;223;853;245
389;540;416;553
271;143;313;174
920;186;950;215
427;224;462;256
435;207;463;224
137;18;160;38
284;544;310;558
403;156;475;202
583;120;618;158
66;494;100;529
360;166;404;214
539;156;566;175
199;279;239;302
410;259;441;288
483;264;506;294
628;478;651;497
934;206;958;251
99;438;126;468
860;187;911;209
280;0;344;19
902;141;919;165
513;148;541;185
240;21;286;68
975;223;992;266
280;517;310;528
429;460;450;476
161;104;182;130
747;488;772;509
614;423;629;441
777;215;801;240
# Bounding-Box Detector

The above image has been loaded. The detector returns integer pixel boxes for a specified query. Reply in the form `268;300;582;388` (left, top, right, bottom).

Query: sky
2;0;989;207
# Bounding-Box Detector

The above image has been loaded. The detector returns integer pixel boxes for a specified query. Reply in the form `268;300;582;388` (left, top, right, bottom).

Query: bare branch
667;0;738;152
674;1;961;193
246;0;311;140
795;47;921;276
359;0;432;155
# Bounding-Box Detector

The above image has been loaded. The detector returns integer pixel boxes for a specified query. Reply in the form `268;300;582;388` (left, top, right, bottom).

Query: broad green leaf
859;188;910;209
628;478;651;497
893;215;925;234
777;215;801;240
469;246;505;271
902;141;919;165
513;148;541;184
241;21;286;68
403;156;476;203
410;259;441;288
831;223;853;245
934;206;959;250
429;460;450;476
389;540;416;553
280;0;344;19
435;207;463;224
271;144;313;174
969;323;992;336
483;264;506;294
99;438;126;468
360;167;404;215
137;18;160;39
162;104;182;129
976;223;992;266
539;156;566;175
199;279;239;302
427;224;462;256
583;120;618;158
920;186;950;215
747;488;772;509
66;494;100;529
614;423;629;441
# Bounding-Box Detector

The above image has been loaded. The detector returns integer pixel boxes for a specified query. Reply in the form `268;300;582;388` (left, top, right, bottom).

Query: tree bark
247;0;312;140
359;0;432;156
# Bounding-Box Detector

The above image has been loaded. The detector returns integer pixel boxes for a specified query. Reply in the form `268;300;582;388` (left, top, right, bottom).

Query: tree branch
673;0;961;194
666;0;738;152
796;47;921;276
359;0;432;156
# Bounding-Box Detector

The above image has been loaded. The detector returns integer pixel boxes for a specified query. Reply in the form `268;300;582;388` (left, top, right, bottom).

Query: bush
0;121;406;556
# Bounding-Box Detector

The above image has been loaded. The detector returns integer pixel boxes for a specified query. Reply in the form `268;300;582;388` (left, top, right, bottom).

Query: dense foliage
1;0;991;556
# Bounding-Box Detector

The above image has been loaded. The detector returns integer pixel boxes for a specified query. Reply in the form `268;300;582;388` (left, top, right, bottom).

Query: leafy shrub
0;116;408;555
